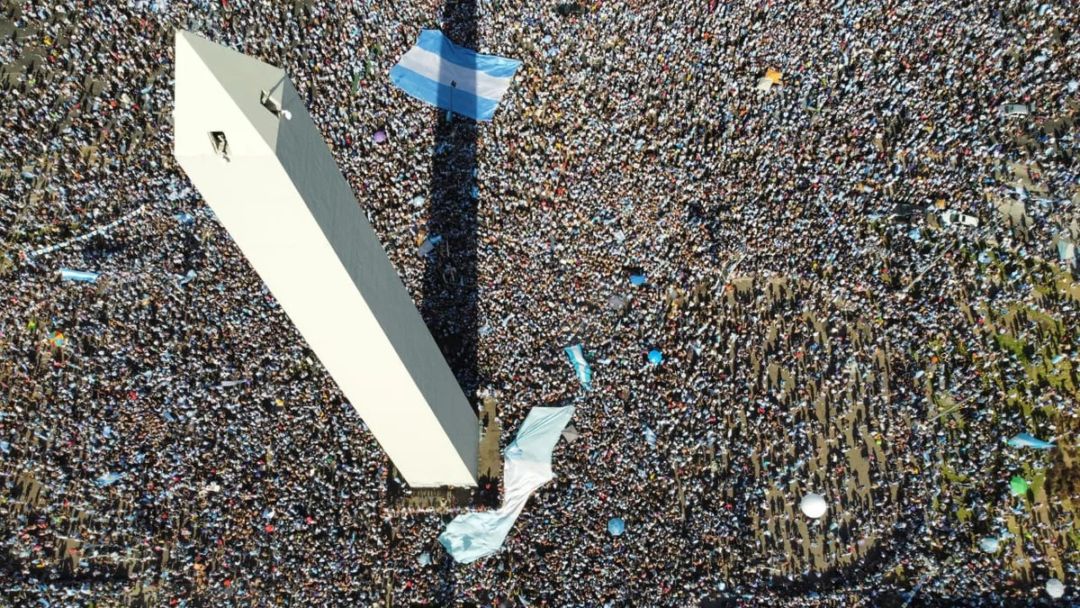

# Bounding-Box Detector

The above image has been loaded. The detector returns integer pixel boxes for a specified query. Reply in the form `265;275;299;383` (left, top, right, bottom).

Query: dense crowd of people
1;0;1078;605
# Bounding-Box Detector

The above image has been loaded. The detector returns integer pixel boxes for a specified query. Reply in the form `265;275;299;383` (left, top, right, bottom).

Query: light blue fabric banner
390;30;521;121
644;425;657;447
439;406;575;563
178;269;197;286
565;344;592;389
1059;240;1076;261
607;517;626;536
1006;432;1055;450
95;472;123;487
60;268;100;283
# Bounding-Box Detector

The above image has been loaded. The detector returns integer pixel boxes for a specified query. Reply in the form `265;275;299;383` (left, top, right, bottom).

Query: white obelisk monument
172;30;477;487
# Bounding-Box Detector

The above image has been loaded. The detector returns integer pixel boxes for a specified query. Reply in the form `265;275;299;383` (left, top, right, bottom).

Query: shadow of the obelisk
421;0;480;411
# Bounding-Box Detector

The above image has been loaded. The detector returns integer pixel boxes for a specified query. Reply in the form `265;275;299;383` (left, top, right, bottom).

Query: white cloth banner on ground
439;406;575;563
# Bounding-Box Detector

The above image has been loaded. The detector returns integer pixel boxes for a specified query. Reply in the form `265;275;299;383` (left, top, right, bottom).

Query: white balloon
979;537;1000;553
800;493;828;519
1045;578;1065;599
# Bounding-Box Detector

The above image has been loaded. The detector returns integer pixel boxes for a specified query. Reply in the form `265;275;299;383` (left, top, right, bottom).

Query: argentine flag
1006;432;1055;450
59;268;100;283
564;344;592;390
390;30;521;121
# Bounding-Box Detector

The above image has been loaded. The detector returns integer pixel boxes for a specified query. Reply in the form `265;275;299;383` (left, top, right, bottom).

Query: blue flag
1006;432;1055;450
390;30;521;121
644;425;657;447
59;268;100;283
95;472;123;487
565;344;592;390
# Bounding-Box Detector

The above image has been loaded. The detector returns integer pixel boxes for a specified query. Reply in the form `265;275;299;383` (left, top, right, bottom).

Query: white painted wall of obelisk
173;31;477;487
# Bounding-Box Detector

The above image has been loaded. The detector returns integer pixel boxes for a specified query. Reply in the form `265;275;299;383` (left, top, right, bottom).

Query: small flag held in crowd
644;425;657;447
756;68;782;92
419;234;443;256
59;268;100;283
1006;432;1055;450
178;269;197;286
1009;475;1029;496
607;517;626;536
1059;240;1076;262
95;472;123;487
217;379;247;388
390;30;522;121
565;344;592;390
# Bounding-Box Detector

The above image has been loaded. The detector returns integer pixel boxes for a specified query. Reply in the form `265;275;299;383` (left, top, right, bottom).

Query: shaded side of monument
171;30;478;488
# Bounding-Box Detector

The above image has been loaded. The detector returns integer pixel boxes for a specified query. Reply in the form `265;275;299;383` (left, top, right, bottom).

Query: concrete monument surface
173;30;478;487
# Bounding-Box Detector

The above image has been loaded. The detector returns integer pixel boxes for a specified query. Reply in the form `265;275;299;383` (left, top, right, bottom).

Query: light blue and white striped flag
390;30;521;121
95;472;123;487
59;268;100;283
1006;432;1055;450
564;344;592;390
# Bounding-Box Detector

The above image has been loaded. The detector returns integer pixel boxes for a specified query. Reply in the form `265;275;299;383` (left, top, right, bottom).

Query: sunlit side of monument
172;30;478;487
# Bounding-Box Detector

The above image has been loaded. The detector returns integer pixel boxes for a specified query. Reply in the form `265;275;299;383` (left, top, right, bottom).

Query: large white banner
439;406;575;563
